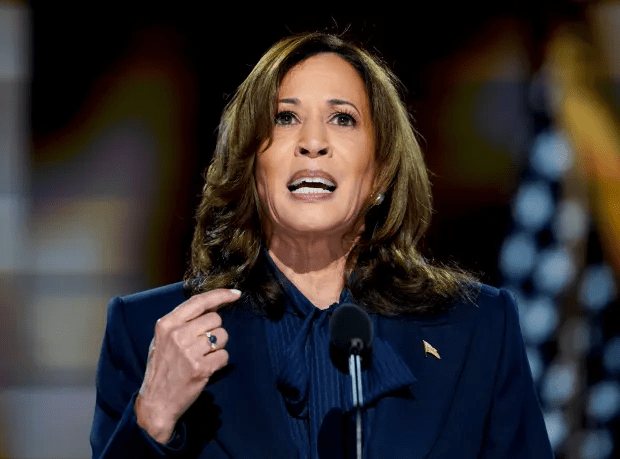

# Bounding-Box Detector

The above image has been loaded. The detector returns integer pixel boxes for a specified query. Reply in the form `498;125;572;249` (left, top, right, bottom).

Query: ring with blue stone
205;331;217;350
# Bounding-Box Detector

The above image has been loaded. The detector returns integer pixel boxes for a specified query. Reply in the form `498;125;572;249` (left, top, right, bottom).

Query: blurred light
530;130;573;181
552;199;589;243
541;362;577;405
0;386;95;459
525;346;544;383
558;318;592;356
0;4;30;80
603;336;620;375
31;295;107;370
587;381;620;423
0;196;27;270
499;233;537;280
520;296;559;344
513;182;555;231
34;219;102;273
533;247;576;295
543;409;568;450
569;319;591;355
579;264;617;311
527;72;547;114
580;429;614;459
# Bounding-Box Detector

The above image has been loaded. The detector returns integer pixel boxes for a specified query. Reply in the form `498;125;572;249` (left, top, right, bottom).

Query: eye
274;111;298;126
331;111;357;127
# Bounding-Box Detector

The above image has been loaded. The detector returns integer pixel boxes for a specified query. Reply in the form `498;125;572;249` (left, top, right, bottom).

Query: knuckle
155;317;171;334
210;312;223;328
204;365;216;379
190;359;203;375
217;349;229;367
197;360;214;379
169;328;183;345
199;350;228;381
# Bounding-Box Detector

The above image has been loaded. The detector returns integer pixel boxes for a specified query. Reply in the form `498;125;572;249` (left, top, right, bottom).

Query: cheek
356;146;376;188
254;158;269;201
255;152;283;207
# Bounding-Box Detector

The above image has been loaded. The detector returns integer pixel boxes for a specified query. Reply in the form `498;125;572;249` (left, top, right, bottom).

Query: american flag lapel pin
423;340;441;359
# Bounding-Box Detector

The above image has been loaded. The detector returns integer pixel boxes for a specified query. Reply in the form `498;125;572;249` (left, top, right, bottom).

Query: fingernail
229;289;242;296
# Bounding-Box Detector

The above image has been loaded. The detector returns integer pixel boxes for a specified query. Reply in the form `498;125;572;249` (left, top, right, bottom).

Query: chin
283;218;355;239
269;202;359;239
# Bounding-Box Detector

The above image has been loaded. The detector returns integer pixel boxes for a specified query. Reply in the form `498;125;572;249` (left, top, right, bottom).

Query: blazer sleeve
90;296;188;458
479;289;554;458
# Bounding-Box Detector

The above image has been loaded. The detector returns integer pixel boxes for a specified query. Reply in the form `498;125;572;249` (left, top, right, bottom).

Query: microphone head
330;303;373;356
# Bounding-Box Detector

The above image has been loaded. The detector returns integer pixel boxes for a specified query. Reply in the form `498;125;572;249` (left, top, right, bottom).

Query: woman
91;33;553;458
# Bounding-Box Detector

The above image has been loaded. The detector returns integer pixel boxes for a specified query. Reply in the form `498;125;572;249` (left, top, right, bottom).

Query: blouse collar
263;249;417;415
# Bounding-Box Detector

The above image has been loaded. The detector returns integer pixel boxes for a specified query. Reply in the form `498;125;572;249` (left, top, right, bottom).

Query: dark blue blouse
262;253;416;458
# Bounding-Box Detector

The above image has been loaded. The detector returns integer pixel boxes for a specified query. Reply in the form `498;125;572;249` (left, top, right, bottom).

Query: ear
370;169;388;204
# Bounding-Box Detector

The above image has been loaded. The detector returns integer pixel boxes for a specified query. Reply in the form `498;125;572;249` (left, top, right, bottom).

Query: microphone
330;303;373;459
330;303;373;362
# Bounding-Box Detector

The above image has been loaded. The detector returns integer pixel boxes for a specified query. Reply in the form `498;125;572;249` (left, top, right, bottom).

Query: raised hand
134;288;241;443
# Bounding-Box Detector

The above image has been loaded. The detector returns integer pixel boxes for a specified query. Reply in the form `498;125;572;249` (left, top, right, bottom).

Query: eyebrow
278;97;361;116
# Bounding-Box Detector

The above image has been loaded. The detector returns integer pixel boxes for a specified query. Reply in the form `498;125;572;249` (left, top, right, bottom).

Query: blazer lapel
367;312;477;458
204;304;297;459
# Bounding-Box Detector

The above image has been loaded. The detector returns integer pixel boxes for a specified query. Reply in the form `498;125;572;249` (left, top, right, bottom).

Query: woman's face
255;53;376;241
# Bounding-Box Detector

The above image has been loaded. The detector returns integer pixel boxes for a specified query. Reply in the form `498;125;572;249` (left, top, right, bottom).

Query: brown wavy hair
186;32;478;315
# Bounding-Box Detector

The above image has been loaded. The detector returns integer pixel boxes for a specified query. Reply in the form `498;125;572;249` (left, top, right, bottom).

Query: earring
374;193;384;205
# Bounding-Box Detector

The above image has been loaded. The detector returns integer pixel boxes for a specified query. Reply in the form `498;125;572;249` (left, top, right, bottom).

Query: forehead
279;53;369;103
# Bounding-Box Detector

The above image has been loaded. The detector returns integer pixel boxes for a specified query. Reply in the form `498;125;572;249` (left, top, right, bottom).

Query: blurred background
1;2;619;458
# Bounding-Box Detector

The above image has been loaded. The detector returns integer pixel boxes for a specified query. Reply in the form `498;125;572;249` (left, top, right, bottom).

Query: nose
295;117;330;158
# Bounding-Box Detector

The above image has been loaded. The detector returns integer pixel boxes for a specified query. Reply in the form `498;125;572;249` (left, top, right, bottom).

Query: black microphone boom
329;303;373;358
329;303;373;459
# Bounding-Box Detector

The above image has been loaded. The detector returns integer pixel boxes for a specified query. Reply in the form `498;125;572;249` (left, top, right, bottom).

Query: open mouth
287;177;337;194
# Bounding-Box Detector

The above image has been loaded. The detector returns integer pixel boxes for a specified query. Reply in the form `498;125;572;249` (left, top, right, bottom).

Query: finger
163;312;224;349
200;327;229;353
164;313;222;349
188;326;229;357
202;349;229;377
173;288;241;323
187;328;228;361
193;312;222;336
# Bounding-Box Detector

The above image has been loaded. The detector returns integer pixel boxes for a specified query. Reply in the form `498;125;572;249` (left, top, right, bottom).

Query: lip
286;169;338;189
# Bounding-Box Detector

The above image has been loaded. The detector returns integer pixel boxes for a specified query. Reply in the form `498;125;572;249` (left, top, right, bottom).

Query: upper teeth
289;177;336;189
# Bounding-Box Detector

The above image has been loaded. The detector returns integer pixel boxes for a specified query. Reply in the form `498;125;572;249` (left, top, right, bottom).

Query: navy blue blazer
90;282;553;458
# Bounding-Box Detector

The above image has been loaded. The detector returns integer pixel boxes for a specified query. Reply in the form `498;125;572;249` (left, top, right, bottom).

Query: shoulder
381;283;521;365
379;283;520;349
429;284;522;365
448;283;521;345
104;282;187;363
473;284;520;332
116;281;188;309
469;283;518;324
475;283;517;311
108;281;187;328
406;283;518;328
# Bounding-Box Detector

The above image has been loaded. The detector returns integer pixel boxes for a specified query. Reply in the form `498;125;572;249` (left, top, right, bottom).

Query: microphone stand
330;303;372;459
349;338;364;459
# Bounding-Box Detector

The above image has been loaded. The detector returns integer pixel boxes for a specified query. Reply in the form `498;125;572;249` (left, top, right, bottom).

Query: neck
267;233;354;310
